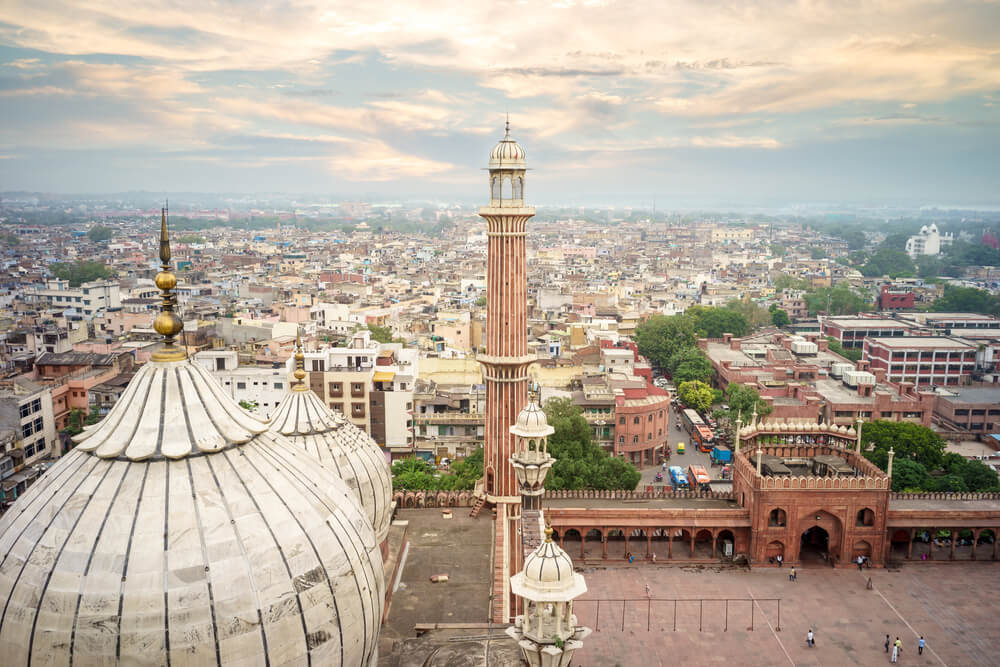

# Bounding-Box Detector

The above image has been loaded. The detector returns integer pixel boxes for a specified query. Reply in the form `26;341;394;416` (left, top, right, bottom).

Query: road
635;409;731;490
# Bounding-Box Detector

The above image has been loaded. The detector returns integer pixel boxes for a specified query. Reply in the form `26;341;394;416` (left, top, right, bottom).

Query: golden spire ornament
151;206;187;362
292;327;308;391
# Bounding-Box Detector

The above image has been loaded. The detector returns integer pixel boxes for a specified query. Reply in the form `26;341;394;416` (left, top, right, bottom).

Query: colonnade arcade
887;526;998;561
551;524;746;561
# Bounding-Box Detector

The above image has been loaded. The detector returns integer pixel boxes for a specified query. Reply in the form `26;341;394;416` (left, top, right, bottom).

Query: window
30;398;41;413
989;409;1000;416
647;433;652;440
880;412;893;418
273;382;283;390
352;402;365;417
236;382;246;390
22;422;33;438
24;442;35;457
768;508;787;527
860;411;872;418
619;436;624;444
633;417;640;425
19;403;31;419
856;508;875;527
954;409;969;416
970;423;983;430
971;409;986;416
648;414;653;422
632;435;639;443
33;417;43;433
619;417;625;425
311;360;325;372
36;439;46;452
902;411;921;419
329;382;343;396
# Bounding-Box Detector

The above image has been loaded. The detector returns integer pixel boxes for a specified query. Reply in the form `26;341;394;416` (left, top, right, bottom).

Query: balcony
420;412;485;424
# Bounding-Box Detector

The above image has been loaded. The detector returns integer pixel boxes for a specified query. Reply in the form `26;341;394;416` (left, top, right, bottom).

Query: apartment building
821;317;916;349
27;279;121;317
863;336;977;386
194;349;289;419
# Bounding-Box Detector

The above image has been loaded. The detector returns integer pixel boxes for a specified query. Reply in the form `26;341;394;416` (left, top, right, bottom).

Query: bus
687;464;712;491
668;465;689;489
681;409;715;451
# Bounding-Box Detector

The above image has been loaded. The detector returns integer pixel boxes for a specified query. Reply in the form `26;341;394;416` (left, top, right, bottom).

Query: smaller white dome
510;399;555;439
512;528;587;602
489;121;527;169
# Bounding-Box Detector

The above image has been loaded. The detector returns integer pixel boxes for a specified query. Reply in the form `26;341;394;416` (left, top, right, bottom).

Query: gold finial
292;327;308;391
151;205;186;362
544;516;553;543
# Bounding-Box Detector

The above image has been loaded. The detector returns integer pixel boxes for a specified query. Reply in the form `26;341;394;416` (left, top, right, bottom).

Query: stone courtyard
574;562;1000;666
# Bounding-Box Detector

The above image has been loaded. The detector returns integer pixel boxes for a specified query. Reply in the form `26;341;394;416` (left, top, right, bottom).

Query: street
635;410;731;490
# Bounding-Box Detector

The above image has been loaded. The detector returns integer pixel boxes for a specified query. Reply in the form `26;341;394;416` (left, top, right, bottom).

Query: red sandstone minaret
480;120;534;501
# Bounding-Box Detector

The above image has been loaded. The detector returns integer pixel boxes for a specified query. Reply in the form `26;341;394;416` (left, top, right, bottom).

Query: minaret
479;120;533;501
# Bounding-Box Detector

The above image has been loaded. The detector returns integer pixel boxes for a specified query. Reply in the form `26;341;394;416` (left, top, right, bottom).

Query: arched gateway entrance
800;526;830;564
797;509;842;565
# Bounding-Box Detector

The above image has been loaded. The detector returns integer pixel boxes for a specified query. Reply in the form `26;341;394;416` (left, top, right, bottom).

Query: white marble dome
510;400;554;440
0;359;384;665
512;529;587;602
489;121;526;170
267;378;393;545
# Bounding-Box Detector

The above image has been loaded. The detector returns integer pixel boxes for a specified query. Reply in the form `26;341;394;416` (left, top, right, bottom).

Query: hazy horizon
1;2;999;206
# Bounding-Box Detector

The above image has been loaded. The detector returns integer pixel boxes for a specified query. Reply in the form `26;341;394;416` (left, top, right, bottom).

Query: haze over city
1;1;999;206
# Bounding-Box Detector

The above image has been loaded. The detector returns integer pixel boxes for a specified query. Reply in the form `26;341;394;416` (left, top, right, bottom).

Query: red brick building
613;385;670;467
878;285;915;310
821;317;916;349
863;336;977;386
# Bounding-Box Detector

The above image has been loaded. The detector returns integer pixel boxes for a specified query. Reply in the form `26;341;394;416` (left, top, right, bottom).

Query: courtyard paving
571;562;1000;666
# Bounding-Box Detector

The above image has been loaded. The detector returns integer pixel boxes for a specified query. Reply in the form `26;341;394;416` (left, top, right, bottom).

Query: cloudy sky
0;1;998;206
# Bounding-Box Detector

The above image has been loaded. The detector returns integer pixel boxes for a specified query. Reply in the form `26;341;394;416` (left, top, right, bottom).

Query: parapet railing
890;491;1000;501
544;488;735;501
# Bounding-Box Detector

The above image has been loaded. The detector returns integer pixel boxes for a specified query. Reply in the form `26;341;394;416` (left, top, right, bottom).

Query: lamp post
855;416;864;455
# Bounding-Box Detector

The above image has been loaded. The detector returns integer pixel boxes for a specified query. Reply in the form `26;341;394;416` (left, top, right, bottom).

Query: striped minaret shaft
481;211;532;498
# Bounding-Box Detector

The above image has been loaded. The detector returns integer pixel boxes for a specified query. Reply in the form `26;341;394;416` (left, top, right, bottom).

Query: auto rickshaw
676;441;685;455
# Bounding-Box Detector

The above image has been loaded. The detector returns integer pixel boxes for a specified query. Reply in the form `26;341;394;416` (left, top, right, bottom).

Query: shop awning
372;371;396;383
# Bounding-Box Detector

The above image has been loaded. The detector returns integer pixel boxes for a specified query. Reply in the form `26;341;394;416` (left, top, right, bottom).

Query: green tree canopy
804;283;872;317
891;459;932;492
50;260;113;287
772;274;810;291
725;299;771;330
861;420;946;471
839;229;868;250
721;383;772;423
666;346;714;384
87;225;113;242
769;305;790;327
861;248;916;278
687;305;749;338
635;314;696;369
543;397;640;490
366;323;399;344
810;247;827;259
677;380;714;413
930;286;1000;317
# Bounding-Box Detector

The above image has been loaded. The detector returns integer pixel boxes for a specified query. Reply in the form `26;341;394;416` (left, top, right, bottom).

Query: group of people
806;631;926;660
885;634;926;662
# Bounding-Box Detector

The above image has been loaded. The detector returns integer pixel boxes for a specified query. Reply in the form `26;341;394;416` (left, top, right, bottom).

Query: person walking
806;629;814;647
884;634;891;653
918;636;925;655
776;554;783;567
789;567;796;582
891;637;902;663
857;555;864;572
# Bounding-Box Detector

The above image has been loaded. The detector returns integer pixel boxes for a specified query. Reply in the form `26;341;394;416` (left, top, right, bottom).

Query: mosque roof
0;210;384;665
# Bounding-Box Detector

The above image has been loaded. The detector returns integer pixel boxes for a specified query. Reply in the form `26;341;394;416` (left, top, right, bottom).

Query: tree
891;459;932;492
687;306;748;338
666;346;714;384
391;457;438;490
810;247;827;259
721;384;772;423
475;296;487;307
725;299;771;330
50;260;113;287
942;453;1000;492
87;225;113;242
860;420;946;472
238;399;259;412
677;380;714;413
635;314;696;369
769;306;790;328
839;229;867;250
773;274;810;291
542;397;640;490
930;286;1000;317
804;284;871;317
366;323;397;344
861;248;915;278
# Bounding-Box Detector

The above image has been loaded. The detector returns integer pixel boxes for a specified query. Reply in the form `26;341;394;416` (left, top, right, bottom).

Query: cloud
691;135;782;149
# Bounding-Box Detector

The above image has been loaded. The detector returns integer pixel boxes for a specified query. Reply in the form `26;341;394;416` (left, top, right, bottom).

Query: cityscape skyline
1;1;999;205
